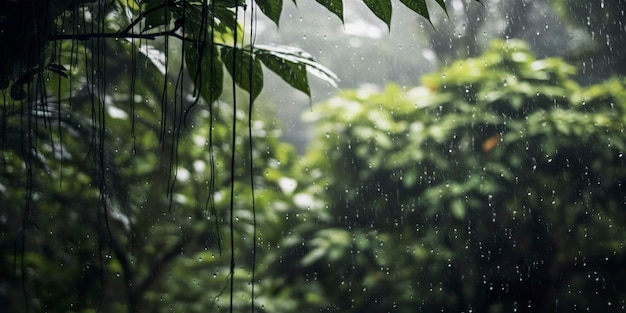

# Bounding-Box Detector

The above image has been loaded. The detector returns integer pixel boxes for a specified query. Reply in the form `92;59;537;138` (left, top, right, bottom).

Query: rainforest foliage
300;39;626;312
1;0;624;312
1;37;625;312
0;0;462;102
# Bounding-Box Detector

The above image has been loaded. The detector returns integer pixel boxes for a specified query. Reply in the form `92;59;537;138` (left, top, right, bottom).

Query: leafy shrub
293;39;626;312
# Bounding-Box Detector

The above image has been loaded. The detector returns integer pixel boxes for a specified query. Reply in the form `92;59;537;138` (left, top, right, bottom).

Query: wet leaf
221;46;264;101
254;44;339;88
256;0;283;27
186;43;224;104
363;0;392;30
255;47;310;97
46;67;69;79
314;0;343;22
141;3;173;33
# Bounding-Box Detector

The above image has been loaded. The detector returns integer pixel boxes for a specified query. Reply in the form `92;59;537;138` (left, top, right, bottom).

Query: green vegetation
1;1;475;312
292;39;626;312
0;0;461;102
0;44;312;312
4;38;623;312
1;0;624;312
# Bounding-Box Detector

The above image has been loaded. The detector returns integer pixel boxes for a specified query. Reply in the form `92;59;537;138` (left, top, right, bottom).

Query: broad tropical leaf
314;0;344;22
221;46;264;101
363;0;393;30
254;44;339;88
398;0;432;23
186;43;224;104
256;0;283;26
142;4;174;33
433;0;448;15
255;46;311;97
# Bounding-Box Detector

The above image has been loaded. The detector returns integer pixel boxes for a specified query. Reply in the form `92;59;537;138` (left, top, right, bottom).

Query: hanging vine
0;0;458;311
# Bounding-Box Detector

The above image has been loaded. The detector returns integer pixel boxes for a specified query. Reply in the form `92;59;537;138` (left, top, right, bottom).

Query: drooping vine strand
229;1;239;310
245;2;258;310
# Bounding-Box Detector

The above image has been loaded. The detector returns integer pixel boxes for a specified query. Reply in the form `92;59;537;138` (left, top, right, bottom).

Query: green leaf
45;64;69;79
256;0;283;26
187;3;238;35
136;43;167;75
221;46;264;101
254;44;339;88
433;0;448;16
255;48;311;97
141;4;173;33
46;67;69;79
45;63;67;72
450;199;466;219
363;0;392;30
398;0;430;23
314;0;343;22
214;0;242;8
185;43;224;104
301;247;325;266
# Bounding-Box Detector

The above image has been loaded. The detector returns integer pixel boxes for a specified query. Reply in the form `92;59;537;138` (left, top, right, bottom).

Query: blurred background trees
259;0;624;150
292;39;626;312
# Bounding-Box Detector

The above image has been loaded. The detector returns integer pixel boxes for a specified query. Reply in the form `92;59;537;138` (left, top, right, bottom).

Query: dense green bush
284;39;626;312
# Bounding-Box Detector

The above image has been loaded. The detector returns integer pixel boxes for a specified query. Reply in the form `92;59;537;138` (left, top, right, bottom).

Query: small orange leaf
482;134;500;152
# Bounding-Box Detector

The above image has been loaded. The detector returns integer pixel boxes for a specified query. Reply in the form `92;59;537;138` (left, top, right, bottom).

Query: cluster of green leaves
284;39;626;312
0;17;307;311
2;0;471;103
117;0;472;103
107;0;331;102
306;0;449;29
